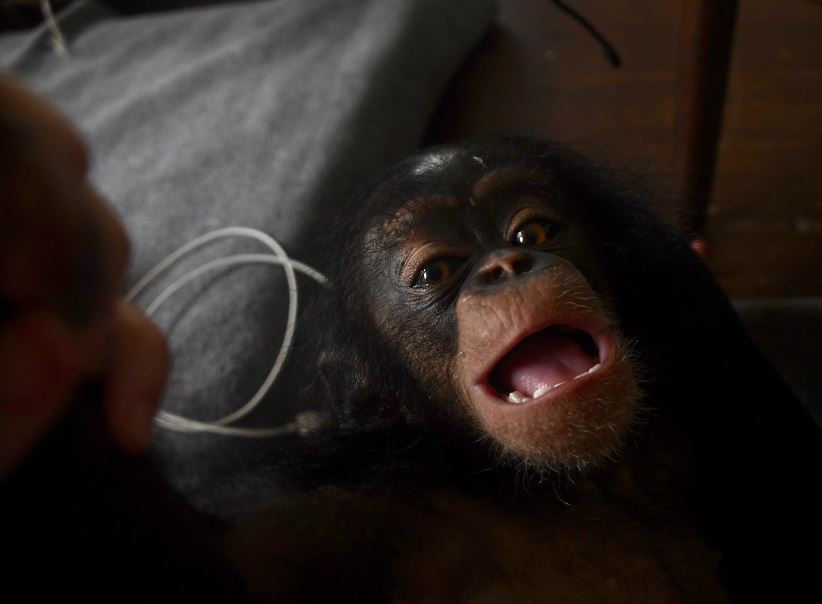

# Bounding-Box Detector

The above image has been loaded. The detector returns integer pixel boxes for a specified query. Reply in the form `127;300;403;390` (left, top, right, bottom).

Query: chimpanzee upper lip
479;320;612;405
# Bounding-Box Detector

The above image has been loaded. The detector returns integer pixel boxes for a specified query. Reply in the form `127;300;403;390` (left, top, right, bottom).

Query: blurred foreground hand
0;74;169;476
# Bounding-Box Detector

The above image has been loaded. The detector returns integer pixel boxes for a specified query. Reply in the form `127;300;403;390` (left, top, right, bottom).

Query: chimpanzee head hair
314;138;714;435
310;137;818;462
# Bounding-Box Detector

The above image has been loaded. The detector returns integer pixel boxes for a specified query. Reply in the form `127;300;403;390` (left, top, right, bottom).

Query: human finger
103;301;170;456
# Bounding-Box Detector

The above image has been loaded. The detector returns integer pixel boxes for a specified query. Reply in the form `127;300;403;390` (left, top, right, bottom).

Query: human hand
0;74;169;476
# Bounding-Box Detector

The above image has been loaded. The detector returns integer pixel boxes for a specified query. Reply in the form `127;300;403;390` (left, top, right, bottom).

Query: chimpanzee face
355;145;641;470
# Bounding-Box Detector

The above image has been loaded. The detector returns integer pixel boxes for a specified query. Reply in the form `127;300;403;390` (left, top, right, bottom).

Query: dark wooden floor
428;0;822;298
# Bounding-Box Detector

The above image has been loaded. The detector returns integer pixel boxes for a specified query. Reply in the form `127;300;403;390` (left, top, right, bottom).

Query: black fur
296;137;822;599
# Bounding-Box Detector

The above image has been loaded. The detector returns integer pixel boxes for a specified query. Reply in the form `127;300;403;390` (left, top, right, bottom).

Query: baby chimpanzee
2;76;820;603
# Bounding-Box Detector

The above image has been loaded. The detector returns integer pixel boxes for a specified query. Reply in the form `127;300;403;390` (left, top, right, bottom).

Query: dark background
3;0;821;298
427;0;822;299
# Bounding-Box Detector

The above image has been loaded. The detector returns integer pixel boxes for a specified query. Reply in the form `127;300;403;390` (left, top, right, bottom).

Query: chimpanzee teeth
507;391;531;404
509;363;605;403
569;362;602;381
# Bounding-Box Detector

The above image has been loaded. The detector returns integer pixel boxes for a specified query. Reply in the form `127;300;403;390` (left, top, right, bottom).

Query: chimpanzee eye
512;221;556;247
412;257;460;288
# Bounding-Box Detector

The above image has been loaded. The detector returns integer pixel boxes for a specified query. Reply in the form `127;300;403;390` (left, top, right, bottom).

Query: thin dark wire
550;0;622;68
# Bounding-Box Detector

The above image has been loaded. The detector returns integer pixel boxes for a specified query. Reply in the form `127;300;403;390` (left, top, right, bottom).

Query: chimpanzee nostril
487;266;504;283
478;251;537;286
512;256;533;275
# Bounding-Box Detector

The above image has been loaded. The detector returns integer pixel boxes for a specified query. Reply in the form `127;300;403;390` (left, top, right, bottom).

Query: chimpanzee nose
476;249;535;285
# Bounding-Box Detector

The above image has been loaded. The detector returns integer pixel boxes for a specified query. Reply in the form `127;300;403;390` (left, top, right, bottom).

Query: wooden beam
673;0;739;238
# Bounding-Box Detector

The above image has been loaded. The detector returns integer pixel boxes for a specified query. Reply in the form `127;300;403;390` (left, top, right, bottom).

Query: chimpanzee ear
316;346;401;432
689;238;710;261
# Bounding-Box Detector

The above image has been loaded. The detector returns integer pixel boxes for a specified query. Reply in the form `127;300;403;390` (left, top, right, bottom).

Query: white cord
41;0;70;56
126;227;328;438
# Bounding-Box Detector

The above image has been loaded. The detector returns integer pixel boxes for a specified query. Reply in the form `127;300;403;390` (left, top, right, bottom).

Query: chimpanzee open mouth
487;325;604;404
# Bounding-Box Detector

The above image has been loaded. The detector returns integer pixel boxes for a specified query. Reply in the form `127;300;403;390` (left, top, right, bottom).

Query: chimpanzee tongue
491;330;595;397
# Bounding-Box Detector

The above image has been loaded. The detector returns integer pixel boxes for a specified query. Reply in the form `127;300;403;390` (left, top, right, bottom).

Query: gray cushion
1;0;495;510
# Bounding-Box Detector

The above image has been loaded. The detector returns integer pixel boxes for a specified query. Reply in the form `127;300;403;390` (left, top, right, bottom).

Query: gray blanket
1;0;495;510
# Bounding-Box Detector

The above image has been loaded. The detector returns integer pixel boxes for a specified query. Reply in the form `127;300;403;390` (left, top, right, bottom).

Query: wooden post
673;0;739;238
